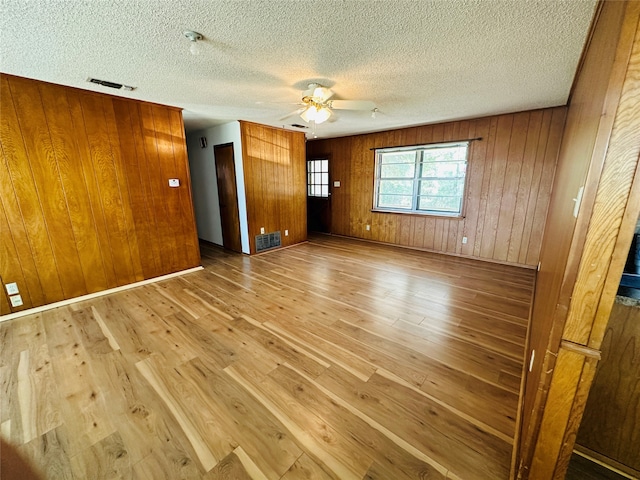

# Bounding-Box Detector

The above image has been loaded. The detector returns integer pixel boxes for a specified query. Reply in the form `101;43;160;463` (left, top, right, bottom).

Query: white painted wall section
186;121;250;254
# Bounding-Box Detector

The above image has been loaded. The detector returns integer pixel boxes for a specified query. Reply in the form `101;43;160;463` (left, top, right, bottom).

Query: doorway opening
307;157;331;234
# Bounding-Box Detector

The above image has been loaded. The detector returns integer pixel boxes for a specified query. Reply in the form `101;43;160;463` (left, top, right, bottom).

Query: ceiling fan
283;83;376;126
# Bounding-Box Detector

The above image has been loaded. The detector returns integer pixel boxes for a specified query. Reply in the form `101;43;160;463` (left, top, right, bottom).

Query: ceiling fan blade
279;107;305;121
329;100;375;111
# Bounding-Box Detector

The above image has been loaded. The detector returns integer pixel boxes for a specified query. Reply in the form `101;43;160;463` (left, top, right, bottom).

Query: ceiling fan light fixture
299;106;315;123
313;85;332;102
300;105;331;124
314;107;332;124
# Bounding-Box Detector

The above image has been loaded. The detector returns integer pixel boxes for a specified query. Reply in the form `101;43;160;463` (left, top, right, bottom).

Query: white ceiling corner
0;0;598;139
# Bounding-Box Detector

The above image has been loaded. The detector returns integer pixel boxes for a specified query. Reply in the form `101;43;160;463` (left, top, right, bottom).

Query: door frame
306;155;332;234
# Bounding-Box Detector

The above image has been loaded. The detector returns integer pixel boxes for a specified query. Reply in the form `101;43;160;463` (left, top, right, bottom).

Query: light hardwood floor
0;235;534;479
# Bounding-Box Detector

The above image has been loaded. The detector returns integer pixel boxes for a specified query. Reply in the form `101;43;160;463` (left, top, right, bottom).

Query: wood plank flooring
0;235;534;479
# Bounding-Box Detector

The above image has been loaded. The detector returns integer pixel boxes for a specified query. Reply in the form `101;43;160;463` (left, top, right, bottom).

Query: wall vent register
255;231;281;252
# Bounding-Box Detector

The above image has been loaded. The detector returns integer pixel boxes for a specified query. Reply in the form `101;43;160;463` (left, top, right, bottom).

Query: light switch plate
5;282;19;295
168;179;180;187
10;294;23;307
333;180;341;187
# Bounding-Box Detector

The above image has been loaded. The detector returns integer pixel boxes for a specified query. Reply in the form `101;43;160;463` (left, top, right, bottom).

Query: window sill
371;208;464;219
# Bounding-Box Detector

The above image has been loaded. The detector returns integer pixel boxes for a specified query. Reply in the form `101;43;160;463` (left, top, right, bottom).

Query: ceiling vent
87;77;135;91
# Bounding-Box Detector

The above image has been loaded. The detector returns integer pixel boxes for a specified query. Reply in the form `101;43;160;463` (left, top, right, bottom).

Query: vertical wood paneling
0;79;47;308
67;92;119;289
169;109;201;268
103;99;144;282
518;2;639;476
112;100;158;280
81;92;136;286
239;122;306;254
0;198;31;311
0;74;200;313
139;103;178;273
480;114;513;259
307;107;566;267
38;83;109;294
9;76;87;299
494;112;529;262
577;301;640;472
127;102;163;278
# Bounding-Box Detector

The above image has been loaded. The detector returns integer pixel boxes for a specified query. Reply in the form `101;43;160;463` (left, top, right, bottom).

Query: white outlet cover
366;225;370;231
333;180;341;187
285;230;289;236
260;227;265;234
5;282;19;295
168;179;180;187
9;294;23;307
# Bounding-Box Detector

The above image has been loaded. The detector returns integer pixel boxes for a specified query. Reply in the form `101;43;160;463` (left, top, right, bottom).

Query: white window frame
307;158;330;198
373;141;470;217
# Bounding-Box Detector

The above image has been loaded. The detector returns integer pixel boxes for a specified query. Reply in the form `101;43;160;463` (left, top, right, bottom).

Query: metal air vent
255;231;281;252
87;77;136;91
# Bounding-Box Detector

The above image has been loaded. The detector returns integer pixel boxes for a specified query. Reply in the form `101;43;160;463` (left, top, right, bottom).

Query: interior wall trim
559;339;602;359
0;266;203;323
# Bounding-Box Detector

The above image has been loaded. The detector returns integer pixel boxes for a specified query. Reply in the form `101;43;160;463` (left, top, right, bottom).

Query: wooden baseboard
574;445;640;479
0;266;204;323
320;233;537;270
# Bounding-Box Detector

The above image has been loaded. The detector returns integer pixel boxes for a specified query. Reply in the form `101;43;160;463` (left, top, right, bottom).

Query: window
307;159;329;197
373;141;469;216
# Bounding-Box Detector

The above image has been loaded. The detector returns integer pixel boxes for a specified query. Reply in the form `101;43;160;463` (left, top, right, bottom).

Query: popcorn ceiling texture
0;0;597;139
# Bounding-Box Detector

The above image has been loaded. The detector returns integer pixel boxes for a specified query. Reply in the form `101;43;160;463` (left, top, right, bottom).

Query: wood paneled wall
239;121;307;254
307;108;566;267
576;300;640;474
516;1;638;476
0;74;200;315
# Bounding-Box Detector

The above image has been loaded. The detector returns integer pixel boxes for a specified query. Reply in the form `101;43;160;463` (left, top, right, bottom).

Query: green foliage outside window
374;142;469;216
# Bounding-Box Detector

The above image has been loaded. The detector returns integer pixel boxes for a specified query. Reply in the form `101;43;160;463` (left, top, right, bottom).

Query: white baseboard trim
0;266;204;323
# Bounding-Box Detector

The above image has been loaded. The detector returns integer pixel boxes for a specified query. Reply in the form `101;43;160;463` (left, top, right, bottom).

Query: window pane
420;179;464;196
321;172;329;185
374;142;468;216
379;179;414;195
308;161;314;173
380;152;416;164
321;160;328;172
418;195;461;212
420;161;463;178
422;146;467;162
314;172;321;185
381;163;415;178
378;194;413;209
321;185;328;196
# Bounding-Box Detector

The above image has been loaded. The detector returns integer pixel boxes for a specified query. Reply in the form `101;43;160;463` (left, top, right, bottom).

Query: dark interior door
307;158;331;233
214;143;242;253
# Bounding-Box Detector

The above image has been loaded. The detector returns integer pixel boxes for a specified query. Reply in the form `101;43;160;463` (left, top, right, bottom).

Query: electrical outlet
168;179;180;187
366;224;370;231
5;282;19;295
260;227;265;235
462;236;468;244
9;294;23;307
285;229;289;236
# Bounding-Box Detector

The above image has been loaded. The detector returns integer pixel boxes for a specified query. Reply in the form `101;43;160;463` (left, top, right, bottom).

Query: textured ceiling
0;0;597;139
